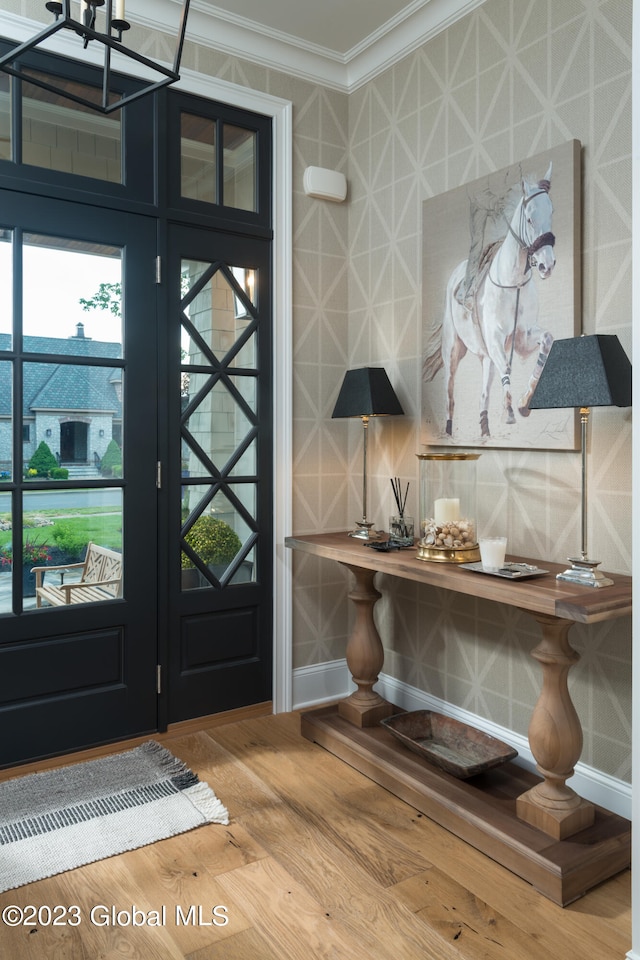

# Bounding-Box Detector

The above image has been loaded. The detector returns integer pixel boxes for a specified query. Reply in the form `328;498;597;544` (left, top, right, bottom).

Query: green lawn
0;510;123;555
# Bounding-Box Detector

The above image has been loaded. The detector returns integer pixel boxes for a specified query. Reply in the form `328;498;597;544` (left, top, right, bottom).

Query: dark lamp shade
529;335;632;410
332;367;404;419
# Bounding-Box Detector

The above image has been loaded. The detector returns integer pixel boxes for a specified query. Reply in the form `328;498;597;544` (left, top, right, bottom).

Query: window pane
181;112;216;203
223;124;256;211
22;73;121;182
183;376;255;476
0;360;10;479
24;363;123;479
180;486;255;589
181;261;257;368
0;73;9;161
0;490;11;615
0;229;12;345
22;488;123;607
23;235;122;356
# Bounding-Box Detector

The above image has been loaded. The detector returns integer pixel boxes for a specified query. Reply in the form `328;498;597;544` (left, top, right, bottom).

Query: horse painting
424;163;556;440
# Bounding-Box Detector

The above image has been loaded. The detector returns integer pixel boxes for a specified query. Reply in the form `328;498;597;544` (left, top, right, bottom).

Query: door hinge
155;255;162;284
156;461;162;489
156;665;162;695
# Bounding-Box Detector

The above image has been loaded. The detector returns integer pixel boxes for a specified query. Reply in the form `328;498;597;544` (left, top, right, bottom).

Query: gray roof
0;333;122;418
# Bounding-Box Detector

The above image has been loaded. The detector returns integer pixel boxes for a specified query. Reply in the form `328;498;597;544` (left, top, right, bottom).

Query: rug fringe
183;782;229;825
140;740;200;791
0;740;229;893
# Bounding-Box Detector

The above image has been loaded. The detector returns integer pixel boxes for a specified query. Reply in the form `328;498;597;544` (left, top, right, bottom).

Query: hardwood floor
0;710;631;959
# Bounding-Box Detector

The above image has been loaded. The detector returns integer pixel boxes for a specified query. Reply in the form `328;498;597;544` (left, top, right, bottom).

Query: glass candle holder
416;452;480;563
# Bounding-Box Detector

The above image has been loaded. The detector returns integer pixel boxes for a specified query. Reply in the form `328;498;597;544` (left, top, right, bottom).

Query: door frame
0;11;294;715
174;70;293;715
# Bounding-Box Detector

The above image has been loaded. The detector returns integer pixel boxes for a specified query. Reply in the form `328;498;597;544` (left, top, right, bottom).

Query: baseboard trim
293;660;631;821
292;659;353;710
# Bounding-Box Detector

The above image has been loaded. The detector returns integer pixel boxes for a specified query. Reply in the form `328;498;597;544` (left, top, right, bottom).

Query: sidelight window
180;259;260;589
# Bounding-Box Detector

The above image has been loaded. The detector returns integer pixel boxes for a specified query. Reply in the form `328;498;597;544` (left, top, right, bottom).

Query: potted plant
181;515;243;588
8;536;53;596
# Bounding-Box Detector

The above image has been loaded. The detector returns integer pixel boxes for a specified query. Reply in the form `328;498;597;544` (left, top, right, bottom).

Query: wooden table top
285;532;632;625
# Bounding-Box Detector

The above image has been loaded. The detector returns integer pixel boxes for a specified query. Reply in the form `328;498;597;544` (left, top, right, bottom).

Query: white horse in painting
424;163;556;439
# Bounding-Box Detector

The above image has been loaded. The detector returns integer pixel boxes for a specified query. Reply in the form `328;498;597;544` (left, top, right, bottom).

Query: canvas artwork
421;140;581;450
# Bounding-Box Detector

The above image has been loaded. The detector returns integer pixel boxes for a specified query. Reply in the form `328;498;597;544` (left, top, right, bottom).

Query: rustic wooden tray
380;710;518;779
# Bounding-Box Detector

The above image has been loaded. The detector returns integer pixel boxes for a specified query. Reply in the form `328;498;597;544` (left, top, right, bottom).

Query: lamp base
556;557;613;588
348;520;383;541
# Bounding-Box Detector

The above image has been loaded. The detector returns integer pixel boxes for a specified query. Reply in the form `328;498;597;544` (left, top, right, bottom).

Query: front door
0;191;158;766
60;421;89;463
0;58;274;765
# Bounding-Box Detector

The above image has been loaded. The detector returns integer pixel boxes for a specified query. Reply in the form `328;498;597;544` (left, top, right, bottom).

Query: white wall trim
631;2;639;957
183;0;488;94
293;659;353;710
344;0;488;92
294;660;632;821
0;2;488;95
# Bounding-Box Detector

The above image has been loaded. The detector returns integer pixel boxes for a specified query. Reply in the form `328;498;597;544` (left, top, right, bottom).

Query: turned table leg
338;563;393;728
516;613;595;839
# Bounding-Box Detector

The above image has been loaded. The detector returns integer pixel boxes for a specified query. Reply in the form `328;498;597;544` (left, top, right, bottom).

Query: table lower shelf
301;705;631;906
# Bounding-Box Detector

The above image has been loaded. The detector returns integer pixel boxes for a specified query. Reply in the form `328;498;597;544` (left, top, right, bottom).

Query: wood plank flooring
0;710;631;959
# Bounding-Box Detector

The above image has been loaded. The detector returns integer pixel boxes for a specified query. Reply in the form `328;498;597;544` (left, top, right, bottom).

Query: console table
285;532;631;905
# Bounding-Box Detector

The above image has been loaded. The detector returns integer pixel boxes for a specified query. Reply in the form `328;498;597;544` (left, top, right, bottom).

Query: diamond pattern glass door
180;260;259;589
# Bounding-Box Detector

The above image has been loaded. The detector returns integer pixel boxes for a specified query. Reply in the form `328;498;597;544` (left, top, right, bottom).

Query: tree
79;282;122;317
28;441;58;477
100;439;122;477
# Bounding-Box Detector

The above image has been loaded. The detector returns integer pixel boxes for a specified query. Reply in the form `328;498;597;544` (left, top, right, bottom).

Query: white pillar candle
116;0;125;20
433;497;460;525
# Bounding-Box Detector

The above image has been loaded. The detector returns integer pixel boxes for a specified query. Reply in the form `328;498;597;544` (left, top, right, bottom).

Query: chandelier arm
0;0;190;114
173;0;191;74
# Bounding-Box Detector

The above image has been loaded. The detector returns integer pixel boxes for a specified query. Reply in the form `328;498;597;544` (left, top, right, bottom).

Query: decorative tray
459;561;549;580
380;710;518;779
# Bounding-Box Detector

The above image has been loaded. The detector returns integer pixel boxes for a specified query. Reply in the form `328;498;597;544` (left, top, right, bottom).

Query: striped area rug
0;741;229;893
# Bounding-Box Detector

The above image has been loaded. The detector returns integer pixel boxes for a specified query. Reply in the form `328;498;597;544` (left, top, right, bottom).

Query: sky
1;241;122;343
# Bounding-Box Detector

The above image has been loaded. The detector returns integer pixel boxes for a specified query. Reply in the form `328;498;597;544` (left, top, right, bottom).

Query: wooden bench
33;542;123;607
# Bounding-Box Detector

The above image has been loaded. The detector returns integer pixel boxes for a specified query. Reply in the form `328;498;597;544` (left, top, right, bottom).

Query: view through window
0;234;124;612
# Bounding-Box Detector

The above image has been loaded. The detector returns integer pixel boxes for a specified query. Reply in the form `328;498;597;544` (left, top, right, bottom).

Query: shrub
52;523;86;561
101;439;122;478
28;442;58;477
50;467;69;480
181;515;242;569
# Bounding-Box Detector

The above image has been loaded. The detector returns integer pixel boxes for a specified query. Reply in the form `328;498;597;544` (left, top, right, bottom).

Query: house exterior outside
0;323;121;475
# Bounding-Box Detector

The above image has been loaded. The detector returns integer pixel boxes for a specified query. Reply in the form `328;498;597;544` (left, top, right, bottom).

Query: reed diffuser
389;478;413;544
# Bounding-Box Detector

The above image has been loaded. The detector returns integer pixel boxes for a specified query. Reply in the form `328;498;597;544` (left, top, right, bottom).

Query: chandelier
0;0;190;114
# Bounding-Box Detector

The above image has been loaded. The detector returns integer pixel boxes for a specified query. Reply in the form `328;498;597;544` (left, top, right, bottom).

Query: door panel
166;226;272;721
0;191;158;766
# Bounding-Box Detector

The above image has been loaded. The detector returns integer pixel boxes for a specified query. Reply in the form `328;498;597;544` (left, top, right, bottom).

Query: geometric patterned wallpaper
196;0;633;780
342;0;633;781
291;0;630;781
11;0;630;780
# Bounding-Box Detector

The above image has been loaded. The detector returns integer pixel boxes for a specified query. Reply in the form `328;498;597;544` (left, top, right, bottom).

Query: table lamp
332;367;404;540
529;334;632;586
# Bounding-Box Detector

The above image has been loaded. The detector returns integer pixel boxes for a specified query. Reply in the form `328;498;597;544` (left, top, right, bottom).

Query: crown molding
182;0;487;92
345;0;487;91
1;0;487;93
